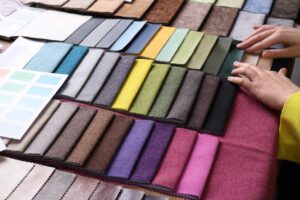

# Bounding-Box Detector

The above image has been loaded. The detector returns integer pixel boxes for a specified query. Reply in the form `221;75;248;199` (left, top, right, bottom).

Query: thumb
279;68;287;76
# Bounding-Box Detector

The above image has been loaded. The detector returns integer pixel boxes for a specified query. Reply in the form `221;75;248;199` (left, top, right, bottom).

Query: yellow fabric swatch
140;26;175;59
279;91;300;164
112;59;153;110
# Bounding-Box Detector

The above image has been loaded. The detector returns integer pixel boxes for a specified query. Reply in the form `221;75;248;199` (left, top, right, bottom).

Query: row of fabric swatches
19;0;300;25
2;100;220;199
0;156;171;200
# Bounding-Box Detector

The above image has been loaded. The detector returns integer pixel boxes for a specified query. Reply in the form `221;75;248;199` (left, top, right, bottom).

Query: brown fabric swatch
270;0;300;19
85;116;133;172
88;0;124;14
144;0;186;24
45;107;96;160
201;6;239;37
66;109;114;166
115;0;155;19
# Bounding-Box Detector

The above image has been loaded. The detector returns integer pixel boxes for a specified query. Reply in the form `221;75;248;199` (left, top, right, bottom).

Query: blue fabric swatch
243;0;273;14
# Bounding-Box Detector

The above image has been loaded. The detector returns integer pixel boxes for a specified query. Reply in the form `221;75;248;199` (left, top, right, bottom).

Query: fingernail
233;61;240;66
227;77;233;81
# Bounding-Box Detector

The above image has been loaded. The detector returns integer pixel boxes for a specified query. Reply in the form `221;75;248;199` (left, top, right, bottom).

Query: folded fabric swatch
126;23;162;54
89;183;121;200
143;195;169;200
76;52;120;102
118;189;144;200
291;58;300;86
110;21;147;51
0;0;23;16
88;0;124;13
130;64;170;115
80;19;120;47
177;134;219;198
108;120;154;178
216;0;245;8
257;57;273;71
202;37;232;75
242;0;273;14
140;26;176;59
192;0;216;3
152;128;197;190
112;59;153;110
24;42;73;72
218;45;244;78
202;79;237;135
167;70;204;123
201;6;239;37
115;0;155;19
241;53;259;65
187;75;220;130
97;20;133;49
34;171;76;200
143;0;186;24
45;107;96;160
55;46;88;74
33;0;68;6
156;29;189;62
25;103;78;155
171;31;203;65
59;49;104;98
131;124;175;183
65;18;104;45
230;11;266;41
172;2;211;31
66;109;114;165
94;56;136;106
85;116;133;172
63;0;95;10
187;34;218;70
270;0;300;19
149;67;186;118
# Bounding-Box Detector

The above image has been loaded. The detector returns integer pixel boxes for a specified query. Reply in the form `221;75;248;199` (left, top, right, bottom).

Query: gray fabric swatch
143;195;169;200
118;189;144;200
291;57;300;86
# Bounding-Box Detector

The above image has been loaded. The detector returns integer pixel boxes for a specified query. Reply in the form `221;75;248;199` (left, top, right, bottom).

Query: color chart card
0;69;67;140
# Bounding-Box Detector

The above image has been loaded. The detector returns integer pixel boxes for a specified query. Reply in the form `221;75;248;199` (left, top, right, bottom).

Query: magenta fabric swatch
177;134;220;198
152;128;198;190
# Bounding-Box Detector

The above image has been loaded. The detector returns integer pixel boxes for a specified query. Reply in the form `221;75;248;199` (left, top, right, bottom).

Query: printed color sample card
0;69;67;140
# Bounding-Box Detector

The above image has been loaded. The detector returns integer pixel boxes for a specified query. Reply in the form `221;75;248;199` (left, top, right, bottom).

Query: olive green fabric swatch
149;67;186;118
187;34;218;70
171;31;204;65
130;64;170;115
202;37;232;75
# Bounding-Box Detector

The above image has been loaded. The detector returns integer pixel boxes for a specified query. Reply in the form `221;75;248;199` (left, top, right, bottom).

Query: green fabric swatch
149;66;186;118
156;29;189;62
171;31;204;65
130;64;170;115
216;0;245;8
187;34;218;70
218;45;244;78
202;37;232;75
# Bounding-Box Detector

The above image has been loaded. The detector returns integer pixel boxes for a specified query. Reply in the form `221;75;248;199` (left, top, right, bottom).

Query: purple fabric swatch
107;120;154;179
130;123;175;183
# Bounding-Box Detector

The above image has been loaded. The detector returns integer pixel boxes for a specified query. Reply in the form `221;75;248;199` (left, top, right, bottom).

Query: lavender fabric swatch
108;120;154;179
242;0;273;14
130;123;175;183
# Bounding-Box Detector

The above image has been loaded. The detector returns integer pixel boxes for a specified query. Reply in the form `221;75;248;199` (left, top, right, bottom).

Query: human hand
237;25;300;59
227;61;300;111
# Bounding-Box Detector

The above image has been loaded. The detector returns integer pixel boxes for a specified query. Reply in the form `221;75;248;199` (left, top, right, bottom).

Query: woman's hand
237;25;300;59
228;62;300;111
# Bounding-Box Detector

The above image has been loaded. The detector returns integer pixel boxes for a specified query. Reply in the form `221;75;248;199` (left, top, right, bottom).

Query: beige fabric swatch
63;0;96;10
257;57;273;70
115;0;155;18
88;0;124;13
241;53;259;65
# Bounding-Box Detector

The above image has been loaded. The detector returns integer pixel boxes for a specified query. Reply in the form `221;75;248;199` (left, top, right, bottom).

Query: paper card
0;69;67;140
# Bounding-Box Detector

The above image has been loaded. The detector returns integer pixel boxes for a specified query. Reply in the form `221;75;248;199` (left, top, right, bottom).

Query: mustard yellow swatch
112;59;153;110
140;26;175;59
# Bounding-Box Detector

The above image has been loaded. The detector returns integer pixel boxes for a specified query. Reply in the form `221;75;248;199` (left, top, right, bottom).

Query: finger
245;25;277;40
246;33;282;53
233;61;263;74
231;65;259;81
262;47;296;58
227;76;252;89
278;68;287;76
237;29;275;49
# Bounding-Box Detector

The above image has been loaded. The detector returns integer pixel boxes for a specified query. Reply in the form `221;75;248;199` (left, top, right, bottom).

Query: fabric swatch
201;6;239;37
66;109;114;165
130;64;170;115
152;128;197;190
243;0;273;14
271;58;294;72
144;0;186;24
115;0;155;19
59;49;104;98
63;0;95;10
291;57;300;86
118;189;144;200
143;195;169;200
126;23;162;54
257;57;273;71
76;52;120;102
216;0;245;8
88;0;124;14
167;70;204;123
85;116;133;172
140;26;176;59
171;31;204;65
241;53;259;65
94;55;136;106
191;0;216;3
131;123;175;183
202;37;232;75
112;59;153;110
33;0;68;6
89;183;121;200
187;75;220;130
108;120;154;178
24;42;73;72
270;0;300;19
187;34;218;69
0;0;24;16
149;67;186;118
172;2;211;31
65;18;104;45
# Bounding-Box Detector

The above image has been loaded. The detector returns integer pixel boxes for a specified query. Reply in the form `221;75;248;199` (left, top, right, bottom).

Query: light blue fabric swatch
243;0;273;14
